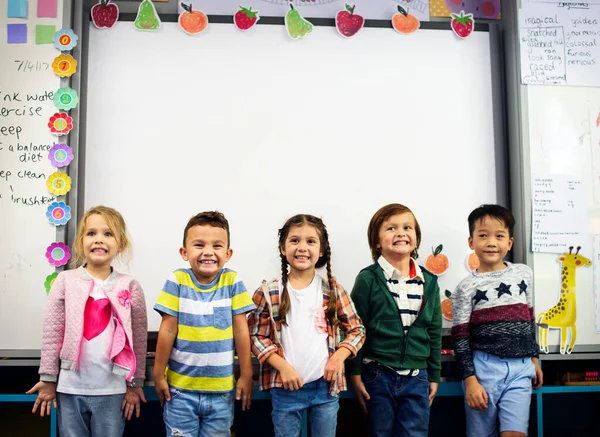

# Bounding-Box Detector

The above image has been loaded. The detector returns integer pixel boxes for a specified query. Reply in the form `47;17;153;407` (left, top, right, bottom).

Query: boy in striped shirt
154;211;255;437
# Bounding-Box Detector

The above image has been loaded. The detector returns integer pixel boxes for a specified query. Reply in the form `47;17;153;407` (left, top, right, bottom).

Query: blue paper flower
46;201;72;226
53;29;78;51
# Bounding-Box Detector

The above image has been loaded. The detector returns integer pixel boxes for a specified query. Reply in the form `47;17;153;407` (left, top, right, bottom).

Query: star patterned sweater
451;262;539;380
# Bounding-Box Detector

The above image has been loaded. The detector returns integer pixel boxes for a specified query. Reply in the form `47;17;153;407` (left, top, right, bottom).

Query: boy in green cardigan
349;203;442;437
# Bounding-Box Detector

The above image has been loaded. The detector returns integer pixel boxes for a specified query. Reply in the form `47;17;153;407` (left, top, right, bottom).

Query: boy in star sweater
451;204;543;437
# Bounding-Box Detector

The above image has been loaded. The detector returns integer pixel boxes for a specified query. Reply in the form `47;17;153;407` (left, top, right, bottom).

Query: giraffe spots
562;283;567;289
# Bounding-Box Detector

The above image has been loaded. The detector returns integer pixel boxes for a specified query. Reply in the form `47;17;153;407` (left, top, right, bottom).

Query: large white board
85;22;501;331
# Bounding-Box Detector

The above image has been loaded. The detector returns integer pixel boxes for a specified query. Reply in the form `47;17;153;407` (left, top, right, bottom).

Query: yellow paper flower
52;54;77;78
46;171;72;196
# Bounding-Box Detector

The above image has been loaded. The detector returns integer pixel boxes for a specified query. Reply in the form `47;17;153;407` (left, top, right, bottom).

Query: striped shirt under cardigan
247;275;365;396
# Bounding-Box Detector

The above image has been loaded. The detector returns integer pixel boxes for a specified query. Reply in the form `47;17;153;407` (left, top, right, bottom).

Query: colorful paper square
37;0;57;18
8;0;28;18
7;23;27;43
36;24;56;44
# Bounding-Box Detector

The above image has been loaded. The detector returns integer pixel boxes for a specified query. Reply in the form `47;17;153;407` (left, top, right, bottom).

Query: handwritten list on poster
519;3;600;87
532;175;587;253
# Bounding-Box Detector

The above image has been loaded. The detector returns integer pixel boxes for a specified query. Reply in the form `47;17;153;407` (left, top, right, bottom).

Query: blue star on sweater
518;280;527;295
496;282;512;298
473;289;488;305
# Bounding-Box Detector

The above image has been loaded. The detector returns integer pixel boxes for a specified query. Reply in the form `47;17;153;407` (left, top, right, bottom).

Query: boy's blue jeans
363;363;430;437
163;386;234;437
270;377;339;437
57;392;126;437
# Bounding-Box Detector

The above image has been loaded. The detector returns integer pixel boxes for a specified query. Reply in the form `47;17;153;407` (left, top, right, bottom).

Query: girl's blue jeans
270;377;339;437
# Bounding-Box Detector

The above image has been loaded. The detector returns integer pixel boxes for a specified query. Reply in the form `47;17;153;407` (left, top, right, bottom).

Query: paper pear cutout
134;0;161;31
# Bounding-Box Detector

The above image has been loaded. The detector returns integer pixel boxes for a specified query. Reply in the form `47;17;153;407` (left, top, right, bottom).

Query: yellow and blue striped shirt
154;268;255;392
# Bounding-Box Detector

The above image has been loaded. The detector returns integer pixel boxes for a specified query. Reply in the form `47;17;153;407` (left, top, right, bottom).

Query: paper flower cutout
52;54;77;77
48;143;74;168
44;272;59;294
54;87;79;111
48;112;73;136
45;242;71;267
46;201;72;226
118;289;131;308
46;171;72;196
53;29;78;51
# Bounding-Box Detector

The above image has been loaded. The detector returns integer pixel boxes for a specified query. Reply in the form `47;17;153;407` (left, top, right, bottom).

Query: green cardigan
348;262;442;382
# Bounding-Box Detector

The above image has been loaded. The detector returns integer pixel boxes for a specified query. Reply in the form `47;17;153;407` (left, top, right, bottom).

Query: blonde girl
27;206;148;437
248;214;365;437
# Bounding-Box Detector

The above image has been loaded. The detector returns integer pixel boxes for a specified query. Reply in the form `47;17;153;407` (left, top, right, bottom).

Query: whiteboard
85;22;502;331
0;3;65;351
527;85;600;349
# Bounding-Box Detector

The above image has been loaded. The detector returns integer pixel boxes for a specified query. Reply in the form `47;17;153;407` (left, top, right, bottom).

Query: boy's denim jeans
163;387;234;437
57;392;126;437
270;377;339;437
363;363;430;437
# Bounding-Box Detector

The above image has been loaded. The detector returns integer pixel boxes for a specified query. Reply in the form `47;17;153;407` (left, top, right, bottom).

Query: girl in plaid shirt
248;214;365;437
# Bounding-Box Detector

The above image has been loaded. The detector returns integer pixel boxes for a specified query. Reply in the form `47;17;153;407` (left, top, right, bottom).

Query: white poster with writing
594;235;600;332
532;175;588;253
180;0;431;22
518;3;600;86
591;107;600;204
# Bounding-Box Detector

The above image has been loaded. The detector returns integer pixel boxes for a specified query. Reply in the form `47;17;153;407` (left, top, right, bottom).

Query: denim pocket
169;387;182;400
415;369;429;383
362;365;382;385
213;307;231;330
219;390;234;404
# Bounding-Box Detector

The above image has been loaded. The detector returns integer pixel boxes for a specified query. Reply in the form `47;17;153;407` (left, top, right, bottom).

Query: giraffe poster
536;247;592;354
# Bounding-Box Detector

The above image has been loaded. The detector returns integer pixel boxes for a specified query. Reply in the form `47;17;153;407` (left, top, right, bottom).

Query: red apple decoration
336;3;364;38
91;0;119;29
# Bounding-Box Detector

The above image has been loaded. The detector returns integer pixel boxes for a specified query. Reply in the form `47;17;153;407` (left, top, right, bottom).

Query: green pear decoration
285;4;312;40
134;0;161;31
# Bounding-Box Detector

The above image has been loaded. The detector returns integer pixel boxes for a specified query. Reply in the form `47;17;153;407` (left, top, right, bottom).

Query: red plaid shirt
247;276;365;396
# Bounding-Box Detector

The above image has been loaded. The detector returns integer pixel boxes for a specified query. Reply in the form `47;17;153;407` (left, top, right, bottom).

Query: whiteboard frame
1;0;507;356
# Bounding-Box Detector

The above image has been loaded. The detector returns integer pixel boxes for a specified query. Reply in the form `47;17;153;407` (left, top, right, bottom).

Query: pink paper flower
118;289;131;307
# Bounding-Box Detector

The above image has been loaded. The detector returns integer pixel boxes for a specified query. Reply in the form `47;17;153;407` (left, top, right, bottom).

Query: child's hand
280;363;303;391
236;375;254;411
428;382;438;406
154;378;171;406
532;360;544;389
121;387;147;420
26;381;57;417
350;375;370;415
465;376;488;411
324;349;351;391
